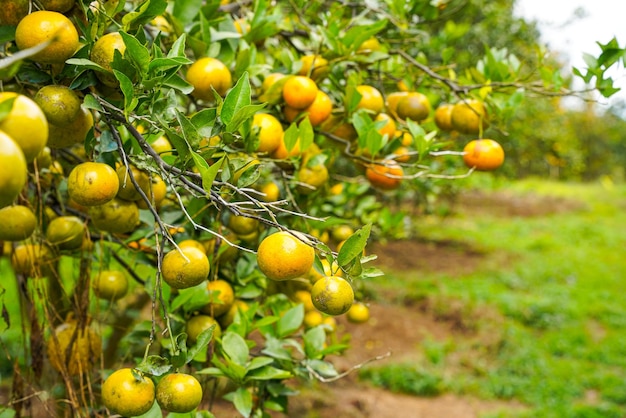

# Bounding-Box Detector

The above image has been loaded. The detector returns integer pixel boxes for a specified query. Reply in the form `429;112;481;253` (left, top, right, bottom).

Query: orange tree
0;0;623;417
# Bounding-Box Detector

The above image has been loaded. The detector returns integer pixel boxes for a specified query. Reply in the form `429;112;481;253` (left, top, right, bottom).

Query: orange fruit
354;85;384;114
311;275;354;316
395;92;431;122
282;76;318;110
67;162;120;206
187;57;232;99
434;104;454;131
202;279;235;317
385;91;409;118
289;90;332;127
462;139;505;171
116;164;152;201
262;72;286;92
46;321;101;376
358;37;381;53
186;315;221;344
347;302;370;323
47;106;93;148
297;162;329;194
40;0;75;13
451;99;489;134
228;214;259;235
219;300;250;329
15;10;79;64
374;113;396;138
297;54;330;80
150;135;173;155
34;85;82;126
0;132;27;208
365;160;404;190
92;270;129;301
0;0;29;26
162;246;210;289
11;243;53;277
251;113;283;153
90;32;127;88
257;230;315;281
45;215;84;250
0;205;37;241
156;373;203;413
303;310;324;328
259;181;280;202
88;197;140;234
178;239;207;254
0;92;49;162
101;368;155;417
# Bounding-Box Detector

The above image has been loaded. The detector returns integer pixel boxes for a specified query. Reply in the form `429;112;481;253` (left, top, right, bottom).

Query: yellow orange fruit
202;279;235;317
355;85;384;114
251;113;283;153
162;246;210;289
88;197;140;234
67;162;119;206
282;76;318;110
101;368;155;417
0;132;27;208
462;139;504;171
451;99;489;134
257;231;315;281
15;10;79;64
311;275;354;316
47;321;101;376
187;57;232;99
156;373;203;413
0;205;37;241
0;92;49;162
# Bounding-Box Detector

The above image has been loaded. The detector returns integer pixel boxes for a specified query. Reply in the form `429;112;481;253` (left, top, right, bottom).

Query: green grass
360;179;626;418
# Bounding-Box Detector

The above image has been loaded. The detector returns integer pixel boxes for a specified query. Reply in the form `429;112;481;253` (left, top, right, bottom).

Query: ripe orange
358;37;382;53
251;113;283;153
15;11;79;64
45;215;84;250
186;57;233;99
347;302;370;323
355;85;384;114
228;214;259;235
202;279;235;317
47;106;94;149
257;230;315;281
11;243;53;277
0;205;37;241
259;181;280;202
365;160;404;190
297;162;329;194
385;91;409;118
297;54;330;80
0;132;27;208
303;310;324;328
116;164;152;201
178;239;207;254
34;85;81;126
88;197;140;234
67;162;120;206
162;246;210;289
0;92;49;162
289;90;333;127
102;368;155;417
92;270;129;301
262;72;286;92
451;99;489;134
156;373;203;413
282;76;318;109
462;139;505;171
292;289;315;312
90;32;126;88
46;321;101;376
0;0;29;26
186;314;221;344
434;104;454;132
374;113;396;138
395;92;431;122
150;135;173;155
40;0;75;13
311;275;354;316
136;175;167;209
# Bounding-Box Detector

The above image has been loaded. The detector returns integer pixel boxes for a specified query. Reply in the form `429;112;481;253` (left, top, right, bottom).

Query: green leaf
221;72;251;126
221;332;249;366
163;73;194;94
226;103;266;133
276;304;304;338
187;325;215;362
65;58;108;72
298;115;314;151
337;224;371;268
176;109;202;150
304;326;326;358
173;0;204;25
82;94;103;112
122;0;168;30
113;70;138;115
246;356;274;371
119;31;151;76
283;122;299;154
192;153;223;192
306;359;338;378
136;355;171;376
247;366;292;381
0;97;16;124
233;387;253;418
343;19;388;52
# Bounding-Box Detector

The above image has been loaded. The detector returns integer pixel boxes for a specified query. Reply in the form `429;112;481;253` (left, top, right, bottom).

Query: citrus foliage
0;0;623;417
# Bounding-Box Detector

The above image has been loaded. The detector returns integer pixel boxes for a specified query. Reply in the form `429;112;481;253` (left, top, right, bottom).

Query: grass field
359;178;626;417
